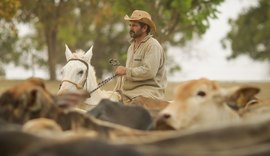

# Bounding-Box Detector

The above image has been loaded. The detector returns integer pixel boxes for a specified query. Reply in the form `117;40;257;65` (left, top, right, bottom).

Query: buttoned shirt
122;34;167;100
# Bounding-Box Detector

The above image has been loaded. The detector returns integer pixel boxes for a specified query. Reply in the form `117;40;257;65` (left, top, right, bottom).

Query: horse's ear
84;45;93;62
65;44;73;61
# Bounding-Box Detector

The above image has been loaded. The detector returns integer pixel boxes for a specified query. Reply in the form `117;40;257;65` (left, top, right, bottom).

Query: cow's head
0;78;55;124
155;78;260;130
155;78;220;130
0;77;88;124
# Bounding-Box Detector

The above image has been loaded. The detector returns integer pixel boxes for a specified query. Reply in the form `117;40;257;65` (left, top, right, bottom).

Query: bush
0;66;6;77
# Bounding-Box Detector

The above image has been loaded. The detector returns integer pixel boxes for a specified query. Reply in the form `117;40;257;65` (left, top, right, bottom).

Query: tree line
1;0;268;80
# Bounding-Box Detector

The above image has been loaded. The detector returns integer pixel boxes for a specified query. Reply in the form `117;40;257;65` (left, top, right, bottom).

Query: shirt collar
129;34;152;43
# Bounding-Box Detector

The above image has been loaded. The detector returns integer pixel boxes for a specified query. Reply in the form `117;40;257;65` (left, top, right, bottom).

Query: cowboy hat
124;10;157;33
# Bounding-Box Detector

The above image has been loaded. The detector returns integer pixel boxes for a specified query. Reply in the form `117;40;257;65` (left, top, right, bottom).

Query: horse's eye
197;91;206;97
78;70;84;75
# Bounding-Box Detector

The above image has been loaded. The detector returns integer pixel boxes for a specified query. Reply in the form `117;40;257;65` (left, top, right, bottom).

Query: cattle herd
0;77;270;156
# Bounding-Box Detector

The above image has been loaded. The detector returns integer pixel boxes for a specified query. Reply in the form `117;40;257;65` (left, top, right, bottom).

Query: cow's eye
197;91;206;97
78;70;84;75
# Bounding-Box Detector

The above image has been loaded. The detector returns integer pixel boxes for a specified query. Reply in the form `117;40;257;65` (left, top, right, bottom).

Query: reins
89;58;120;95
88;74;118;95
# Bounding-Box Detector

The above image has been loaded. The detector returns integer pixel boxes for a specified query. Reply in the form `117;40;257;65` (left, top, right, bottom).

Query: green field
0;79;269;101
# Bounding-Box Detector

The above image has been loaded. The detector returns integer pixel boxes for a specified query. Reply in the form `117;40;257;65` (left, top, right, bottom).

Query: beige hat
124;10;157;33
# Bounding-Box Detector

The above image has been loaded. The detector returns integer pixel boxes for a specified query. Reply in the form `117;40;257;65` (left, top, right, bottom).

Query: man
115;10;167;102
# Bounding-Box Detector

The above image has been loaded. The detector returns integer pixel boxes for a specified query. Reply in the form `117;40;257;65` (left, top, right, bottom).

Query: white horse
58;45;120;106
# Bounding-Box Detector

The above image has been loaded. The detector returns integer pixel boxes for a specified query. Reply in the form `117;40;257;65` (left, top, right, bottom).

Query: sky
5;0;270;81
168;0;270;82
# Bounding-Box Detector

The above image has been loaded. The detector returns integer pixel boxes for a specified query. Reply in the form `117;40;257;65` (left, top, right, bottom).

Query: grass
0;79;269;100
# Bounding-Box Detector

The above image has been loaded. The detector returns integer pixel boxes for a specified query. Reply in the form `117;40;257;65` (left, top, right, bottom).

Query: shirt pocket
132;54;143;67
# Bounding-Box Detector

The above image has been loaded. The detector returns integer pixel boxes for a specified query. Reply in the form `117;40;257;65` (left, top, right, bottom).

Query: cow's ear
27;88;43;112
27;77;46;89
226;86;260;111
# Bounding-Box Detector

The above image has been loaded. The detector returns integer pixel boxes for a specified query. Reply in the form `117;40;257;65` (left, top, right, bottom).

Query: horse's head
58;44;94;95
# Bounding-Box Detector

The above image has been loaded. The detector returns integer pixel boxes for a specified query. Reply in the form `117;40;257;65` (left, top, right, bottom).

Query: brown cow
237;98;270;121
0;131;44;156
0;77;152;139
19;137;143;156
216;84;270;121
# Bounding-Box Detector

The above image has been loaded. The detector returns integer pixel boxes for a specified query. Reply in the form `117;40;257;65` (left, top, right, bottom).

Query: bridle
59;58;119;97
60;58;89;90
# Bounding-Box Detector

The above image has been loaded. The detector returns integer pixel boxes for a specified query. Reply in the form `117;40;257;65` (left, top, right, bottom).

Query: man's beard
129;30;142;38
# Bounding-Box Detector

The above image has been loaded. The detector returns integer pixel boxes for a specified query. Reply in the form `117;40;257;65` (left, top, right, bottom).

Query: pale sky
6;0;270;81
168;0;270;81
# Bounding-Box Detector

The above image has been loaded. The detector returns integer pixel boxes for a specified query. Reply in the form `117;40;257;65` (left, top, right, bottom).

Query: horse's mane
72;49;86;58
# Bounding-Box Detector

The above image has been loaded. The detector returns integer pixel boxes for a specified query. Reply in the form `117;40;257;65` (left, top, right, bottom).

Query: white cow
154;78;259;131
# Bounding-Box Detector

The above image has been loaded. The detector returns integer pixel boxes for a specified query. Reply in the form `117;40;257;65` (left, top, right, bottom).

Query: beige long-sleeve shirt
122;35;167;100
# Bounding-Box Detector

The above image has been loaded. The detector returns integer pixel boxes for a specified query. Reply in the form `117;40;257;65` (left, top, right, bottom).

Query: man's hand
115;66;127;76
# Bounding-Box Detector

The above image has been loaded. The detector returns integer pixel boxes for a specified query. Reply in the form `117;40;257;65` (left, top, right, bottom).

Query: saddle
113;93;169;118
128;95;170;110
128;95;170;118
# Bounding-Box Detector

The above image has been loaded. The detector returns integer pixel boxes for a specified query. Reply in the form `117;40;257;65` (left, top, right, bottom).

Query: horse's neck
85;90;105;106
84;66;116;105
85;87;117;106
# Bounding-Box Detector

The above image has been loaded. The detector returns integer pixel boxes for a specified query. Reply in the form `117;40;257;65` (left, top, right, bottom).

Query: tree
0;0;20;21
17;0;126;79
112;0;225;45
222;0;270;61
18;0;80;80
2;0;224;80
112;0;225;77
70;0;225;77
0;0;20;77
